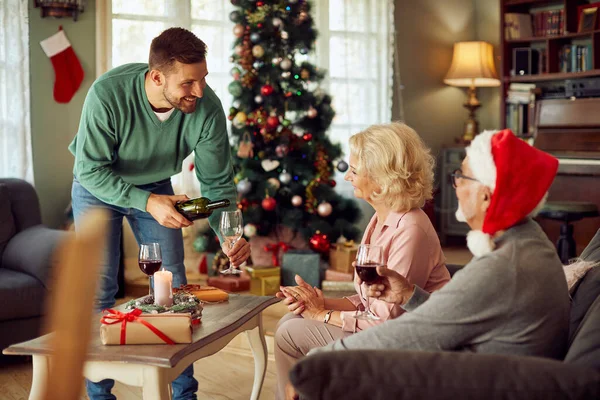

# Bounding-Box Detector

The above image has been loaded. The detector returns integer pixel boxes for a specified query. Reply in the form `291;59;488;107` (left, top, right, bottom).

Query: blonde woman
274;122;451;399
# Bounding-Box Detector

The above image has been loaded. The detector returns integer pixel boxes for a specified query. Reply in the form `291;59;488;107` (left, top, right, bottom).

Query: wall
392;0;501;156
28;1;96;228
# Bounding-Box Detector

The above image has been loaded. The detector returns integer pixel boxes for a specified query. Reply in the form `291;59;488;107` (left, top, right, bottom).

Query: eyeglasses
450;168;480;188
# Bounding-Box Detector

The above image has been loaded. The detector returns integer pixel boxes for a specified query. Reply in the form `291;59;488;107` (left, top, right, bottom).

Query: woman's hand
275;275;318;315
282;283;326;321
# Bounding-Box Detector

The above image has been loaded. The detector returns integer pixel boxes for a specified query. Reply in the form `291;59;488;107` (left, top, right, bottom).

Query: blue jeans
71;177;198;400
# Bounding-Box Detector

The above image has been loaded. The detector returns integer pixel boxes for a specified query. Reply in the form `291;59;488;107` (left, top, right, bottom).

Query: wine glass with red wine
354;244;383;320
138;243;162;298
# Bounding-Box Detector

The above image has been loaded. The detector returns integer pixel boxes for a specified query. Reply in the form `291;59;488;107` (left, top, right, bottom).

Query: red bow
100;308;175;345
263;242;291;266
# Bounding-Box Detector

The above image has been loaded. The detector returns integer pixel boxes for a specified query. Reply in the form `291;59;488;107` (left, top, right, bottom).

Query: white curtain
0;0;33;182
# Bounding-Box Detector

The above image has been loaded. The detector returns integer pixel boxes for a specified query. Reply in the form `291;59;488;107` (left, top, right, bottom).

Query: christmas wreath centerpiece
125;291;203;320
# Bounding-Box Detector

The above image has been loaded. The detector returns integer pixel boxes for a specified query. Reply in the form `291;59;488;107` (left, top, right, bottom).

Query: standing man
69;27;250;400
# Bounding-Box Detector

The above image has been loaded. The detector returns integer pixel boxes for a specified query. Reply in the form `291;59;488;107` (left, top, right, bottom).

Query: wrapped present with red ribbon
249;225;309;266
100;308;193;345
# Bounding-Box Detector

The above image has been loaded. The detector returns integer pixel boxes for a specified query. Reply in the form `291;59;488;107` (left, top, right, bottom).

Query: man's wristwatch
323;310;334;324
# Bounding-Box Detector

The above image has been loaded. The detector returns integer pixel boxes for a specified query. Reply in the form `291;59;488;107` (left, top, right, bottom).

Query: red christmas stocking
40;27;84;103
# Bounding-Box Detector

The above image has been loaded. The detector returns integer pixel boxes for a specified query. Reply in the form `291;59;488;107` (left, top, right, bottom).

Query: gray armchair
0;178;67;353
291;229;600;399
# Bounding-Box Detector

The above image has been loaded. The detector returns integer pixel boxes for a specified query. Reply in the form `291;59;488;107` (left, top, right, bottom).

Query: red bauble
330;180;336;187
257;1;264;6
261;84;274;96
303;133;313;141
309;232;330;254
266;115;280;130
262;196;277;211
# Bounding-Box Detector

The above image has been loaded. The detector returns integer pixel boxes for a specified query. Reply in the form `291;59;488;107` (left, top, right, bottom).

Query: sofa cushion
0;184;16;262
569;267;600;343
565;296;600;370
291;350;600;400
580;229;600;263
0;268;46;321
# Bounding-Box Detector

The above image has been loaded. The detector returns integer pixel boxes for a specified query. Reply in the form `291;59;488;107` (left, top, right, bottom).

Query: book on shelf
505;84;538;137
531;9;564;37
559;44;593;73
505;13;533;39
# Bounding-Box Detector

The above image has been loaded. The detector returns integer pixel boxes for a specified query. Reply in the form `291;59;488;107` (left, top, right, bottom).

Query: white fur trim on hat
466;230;496;257
466;130;498;192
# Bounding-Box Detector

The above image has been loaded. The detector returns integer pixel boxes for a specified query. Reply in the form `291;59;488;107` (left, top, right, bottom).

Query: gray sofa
0;179;67;353
291;229;600;399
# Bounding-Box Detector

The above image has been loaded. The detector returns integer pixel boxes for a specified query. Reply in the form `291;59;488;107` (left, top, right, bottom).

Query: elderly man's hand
365;266;414;306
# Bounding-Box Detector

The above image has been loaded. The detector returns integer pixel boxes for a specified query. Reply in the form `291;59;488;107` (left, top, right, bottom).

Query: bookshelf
500;0;600;130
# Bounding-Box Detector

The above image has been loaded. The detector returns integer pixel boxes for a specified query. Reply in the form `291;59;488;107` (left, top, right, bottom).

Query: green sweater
69;63;236;231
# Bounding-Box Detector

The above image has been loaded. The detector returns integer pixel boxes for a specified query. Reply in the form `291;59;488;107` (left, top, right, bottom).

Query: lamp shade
444;41;500;87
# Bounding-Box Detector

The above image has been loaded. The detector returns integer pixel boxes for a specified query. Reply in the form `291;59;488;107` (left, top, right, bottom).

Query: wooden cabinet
437;147;469;244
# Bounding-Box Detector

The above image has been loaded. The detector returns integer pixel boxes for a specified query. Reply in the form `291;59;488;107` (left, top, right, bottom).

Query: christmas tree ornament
298;11;308;23
299;47;309;54
256;1;264;6
261;159;280;171
272;17;283;27
280;58;292;70
330;179;337;187
193;235;209;252
252;45;265;58
236;178;252;194
243;223;257;238
233;24;244;38
272;57;282;66
237;133;254;158
267;177;281;190
266;114;280;130
261;84;274;96
252;60;264;70
281;119;291;127
250;32;261;43
232;99;241;108
258;150;266;159
309;232;330;253
233;112;247;129
230;66;241;78
40;28;84;104
280;31;289;40
317;202;333;217
288;0;298;3
275;144;289;157
281;71;291;79
254;95;263;104
307;106;318;118
234;45;244;56
303;132;313;141
229;10;242;22
291;195;303;207
279;170;292;185
336;160;349;172
300;69;310;79
228;81;243;97
230;0;240;5
262;196;277;211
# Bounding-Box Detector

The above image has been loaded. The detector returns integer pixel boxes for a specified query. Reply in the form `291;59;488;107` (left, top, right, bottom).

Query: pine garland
125;291;203;319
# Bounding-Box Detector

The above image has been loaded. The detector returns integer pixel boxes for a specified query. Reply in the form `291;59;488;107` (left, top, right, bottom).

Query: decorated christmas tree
226;0;361;251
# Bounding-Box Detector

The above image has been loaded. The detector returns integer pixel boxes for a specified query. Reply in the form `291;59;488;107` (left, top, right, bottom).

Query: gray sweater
316;219;570;359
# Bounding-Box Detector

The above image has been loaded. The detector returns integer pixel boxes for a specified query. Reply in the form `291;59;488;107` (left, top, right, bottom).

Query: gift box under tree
329;241;358;274
246;266;280;296
282;250;324;288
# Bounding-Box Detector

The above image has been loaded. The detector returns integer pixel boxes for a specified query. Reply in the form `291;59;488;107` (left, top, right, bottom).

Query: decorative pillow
0;184;16;261
564;260;598;293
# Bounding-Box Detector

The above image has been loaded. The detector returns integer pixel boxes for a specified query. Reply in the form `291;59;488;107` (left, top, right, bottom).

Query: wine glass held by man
67;27;251;399
272;122;452;400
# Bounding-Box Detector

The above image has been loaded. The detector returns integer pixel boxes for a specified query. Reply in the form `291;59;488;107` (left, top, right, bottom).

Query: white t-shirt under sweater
154;108;175;122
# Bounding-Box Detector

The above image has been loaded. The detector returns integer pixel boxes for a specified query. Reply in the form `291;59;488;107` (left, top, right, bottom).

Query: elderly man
284;129;570;398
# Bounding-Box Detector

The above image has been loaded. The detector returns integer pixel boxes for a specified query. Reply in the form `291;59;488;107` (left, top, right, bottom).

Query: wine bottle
175;197;231;221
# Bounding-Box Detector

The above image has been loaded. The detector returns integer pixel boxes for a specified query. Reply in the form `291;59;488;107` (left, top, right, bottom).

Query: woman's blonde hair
349;122;435;212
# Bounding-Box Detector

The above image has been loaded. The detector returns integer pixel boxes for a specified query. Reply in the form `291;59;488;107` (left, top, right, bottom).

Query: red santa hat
465;129;558;257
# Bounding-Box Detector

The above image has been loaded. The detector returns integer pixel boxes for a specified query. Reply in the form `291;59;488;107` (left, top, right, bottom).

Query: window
0;0;33;181
96;0;394;198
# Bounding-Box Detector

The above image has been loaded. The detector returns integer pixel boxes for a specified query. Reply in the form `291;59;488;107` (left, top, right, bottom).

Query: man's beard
163;86;197;114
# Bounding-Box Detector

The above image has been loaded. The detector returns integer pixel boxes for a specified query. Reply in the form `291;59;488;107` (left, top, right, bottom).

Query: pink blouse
340;208;450;332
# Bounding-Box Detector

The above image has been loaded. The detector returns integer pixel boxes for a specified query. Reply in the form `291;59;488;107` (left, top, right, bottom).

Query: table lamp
444;41;500;143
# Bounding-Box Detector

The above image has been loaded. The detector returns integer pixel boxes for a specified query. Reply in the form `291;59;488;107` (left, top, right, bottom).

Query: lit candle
153;268;173;307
